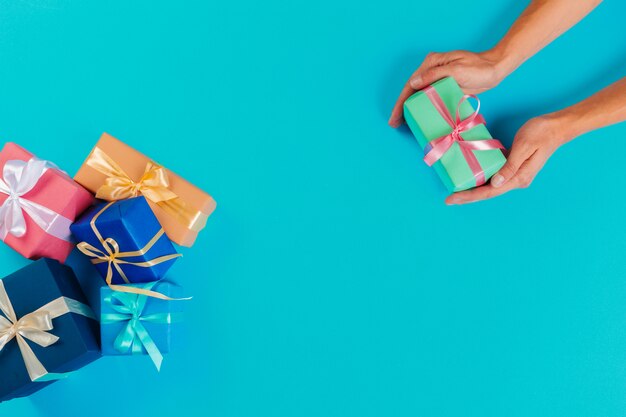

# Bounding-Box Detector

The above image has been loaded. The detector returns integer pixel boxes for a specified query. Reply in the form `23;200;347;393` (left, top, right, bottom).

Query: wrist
538;112;579;147
481;45;519;84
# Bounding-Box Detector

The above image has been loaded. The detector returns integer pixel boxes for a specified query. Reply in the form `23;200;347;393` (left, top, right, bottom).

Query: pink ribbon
422;86;504;186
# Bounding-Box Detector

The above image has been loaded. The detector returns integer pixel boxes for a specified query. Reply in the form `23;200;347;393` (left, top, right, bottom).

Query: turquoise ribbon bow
101;282;182;371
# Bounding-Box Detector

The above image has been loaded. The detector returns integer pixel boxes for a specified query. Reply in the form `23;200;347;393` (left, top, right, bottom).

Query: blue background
1;0;625;416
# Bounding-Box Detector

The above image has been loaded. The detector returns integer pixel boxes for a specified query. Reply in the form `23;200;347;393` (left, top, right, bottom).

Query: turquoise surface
1;0;625;416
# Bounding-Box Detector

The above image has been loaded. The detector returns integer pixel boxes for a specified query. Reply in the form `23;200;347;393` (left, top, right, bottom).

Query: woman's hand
389;50;508;128
445;115;567;205
388;0;602;128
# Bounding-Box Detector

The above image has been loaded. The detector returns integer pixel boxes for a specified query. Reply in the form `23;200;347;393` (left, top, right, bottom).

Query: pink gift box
0;143;94;262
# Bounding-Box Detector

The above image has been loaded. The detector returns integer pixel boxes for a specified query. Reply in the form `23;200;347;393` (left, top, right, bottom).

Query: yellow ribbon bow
76;202;184;301
86;147;207;232
0;280;96;382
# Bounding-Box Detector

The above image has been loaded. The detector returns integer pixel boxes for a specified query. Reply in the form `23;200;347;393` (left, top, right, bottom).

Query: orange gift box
0;142;94;262
73;133;216;247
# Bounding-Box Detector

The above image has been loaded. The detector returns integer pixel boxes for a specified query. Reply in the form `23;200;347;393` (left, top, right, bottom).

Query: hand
389;50;507;128
445;115;567;205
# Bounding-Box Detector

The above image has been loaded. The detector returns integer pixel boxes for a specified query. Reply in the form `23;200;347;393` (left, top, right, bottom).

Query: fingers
491;142;533;188
389;52;453;128
389;65;455;128
389;83;416;128
446;151;547;205
445;179;517;205
409;64;457;91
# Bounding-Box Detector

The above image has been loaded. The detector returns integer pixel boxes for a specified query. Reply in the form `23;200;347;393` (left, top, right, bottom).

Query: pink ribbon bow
422;86;505;186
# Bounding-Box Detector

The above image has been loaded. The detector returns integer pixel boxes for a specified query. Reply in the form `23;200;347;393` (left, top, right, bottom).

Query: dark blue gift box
70;197;179;284
0;259;100;402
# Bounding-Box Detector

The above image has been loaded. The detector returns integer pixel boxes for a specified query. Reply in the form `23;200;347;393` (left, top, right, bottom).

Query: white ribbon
0;158;73;242
0;280;96;382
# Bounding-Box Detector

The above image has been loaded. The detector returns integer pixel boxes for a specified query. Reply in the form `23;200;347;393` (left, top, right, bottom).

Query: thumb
410;65;457;90
491;147;526;188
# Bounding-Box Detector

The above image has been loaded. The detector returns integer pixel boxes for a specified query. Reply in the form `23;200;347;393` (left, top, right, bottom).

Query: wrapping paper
0;259;100;401
403;77;506;192
0;143;94;262
70;196;179;285
74;133;216;247
100;282;183;370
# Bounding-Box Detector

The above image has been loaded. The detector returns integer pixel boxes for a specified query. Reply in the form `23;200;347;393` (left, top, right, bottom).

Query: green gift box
403;77;506;192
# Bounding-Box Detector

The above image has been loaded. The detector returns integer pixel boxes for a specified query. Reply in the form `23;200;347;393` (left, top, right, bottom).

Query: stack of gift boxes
0;133;216;401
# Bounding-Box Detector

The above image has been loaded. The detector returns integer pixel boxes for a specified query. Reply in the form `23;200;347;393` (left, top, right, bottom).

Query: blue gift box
0;259;100;402
70;196;179;285
100;282;183;370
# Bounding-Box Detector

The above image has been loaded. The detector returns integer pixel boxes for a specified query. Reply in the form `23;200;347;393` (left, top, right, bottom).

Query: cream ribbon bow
0;280;96;381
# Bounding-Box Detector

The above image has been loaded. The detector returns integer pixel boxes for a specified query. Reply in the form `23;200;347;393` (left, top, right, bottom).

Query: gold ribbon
76;202;184;301
0;280;96;382
86;147;208;233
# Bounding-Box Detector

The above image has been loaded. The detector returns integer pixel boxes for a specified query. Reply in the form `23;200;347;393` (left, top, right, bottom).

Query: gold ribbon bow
86;147;207;233
76;202;183;301
0;280;96;382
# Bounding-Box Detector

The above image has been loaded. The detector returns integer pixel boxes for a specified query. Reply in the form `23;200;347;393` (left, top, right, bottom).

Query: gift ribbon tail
35;372;72;382
19;198;73;242
105;259;188;300
423;135;454;167
15;336;49;382
460;139;505;152
134;320;164;371
108;283;191;301
458;145;486;186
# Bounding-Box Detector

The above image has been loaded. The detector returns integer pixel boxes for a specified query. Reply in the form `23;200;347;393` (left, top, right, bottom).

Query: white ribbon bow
0;158;72;241
0;280;96;382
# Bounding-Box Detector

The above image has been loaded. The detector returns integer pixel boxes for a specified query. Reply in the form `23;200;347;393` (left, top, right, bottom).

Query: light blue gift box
100;282;184;370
